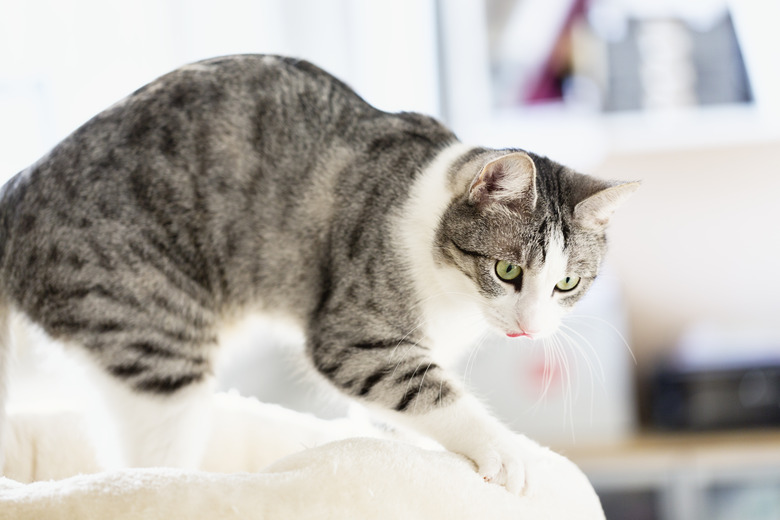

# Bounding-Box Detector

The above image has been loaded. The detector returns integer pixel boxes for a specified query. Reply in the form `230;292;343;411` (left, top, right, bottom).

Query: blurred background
2;0;780;518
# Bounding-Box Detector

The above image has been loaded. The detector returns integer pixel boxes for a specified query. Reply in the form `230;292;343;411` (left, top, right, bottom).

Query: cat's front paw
395;395;542;495
469;431;535;495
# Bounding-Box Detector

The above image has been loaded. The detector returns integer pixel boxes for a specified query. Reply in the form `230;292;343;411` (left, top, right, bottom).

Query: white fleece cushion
0;392;605;519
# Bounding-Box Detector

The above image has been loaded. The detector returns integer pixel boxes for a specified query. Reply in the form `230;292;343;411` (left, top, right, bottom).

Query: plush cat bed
0;392;604;519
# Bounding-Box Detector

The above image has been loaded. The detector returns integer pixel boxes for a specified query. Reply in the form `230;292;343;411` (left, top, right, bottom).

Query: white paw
470;432;532;495
392;395;541;496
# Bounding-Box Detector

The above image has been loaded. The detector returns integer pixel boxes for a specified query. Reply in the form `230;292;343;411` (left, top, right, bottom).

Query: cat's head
435;150;638;340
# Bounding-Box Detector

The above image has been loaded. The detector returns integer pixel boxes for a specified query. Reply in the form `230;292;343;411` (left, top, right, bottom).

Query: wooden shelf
556;429;780;479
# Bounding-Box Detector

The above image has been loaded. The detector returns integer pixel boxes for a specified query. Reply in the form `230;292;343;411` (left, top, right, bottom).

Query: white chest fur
393;142;489;366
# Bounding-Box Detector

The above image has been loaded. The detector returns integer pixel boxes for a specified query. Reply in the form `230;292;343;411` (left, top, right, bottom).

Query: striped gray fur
0;55;636;472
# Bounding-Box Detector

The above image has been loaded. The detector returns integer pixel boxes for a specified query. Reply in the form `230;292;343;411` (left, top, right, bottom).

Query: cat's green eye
495;260;522;282
556;275;581;292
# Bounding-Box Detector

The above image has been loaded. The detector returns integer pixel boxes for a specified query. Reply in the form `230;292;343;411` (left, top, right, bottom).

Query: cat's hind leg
57;292;220;470
86;361;216;469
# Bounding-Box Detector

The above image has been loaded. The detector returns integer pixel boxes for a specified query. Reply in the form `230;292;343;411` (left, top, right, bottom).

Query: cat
0;54;637;493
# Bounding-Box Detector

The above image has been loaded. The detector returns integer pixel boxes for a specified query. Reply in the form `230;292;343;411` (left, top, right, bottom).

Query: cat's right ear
468;152;537;210
573;181;640;230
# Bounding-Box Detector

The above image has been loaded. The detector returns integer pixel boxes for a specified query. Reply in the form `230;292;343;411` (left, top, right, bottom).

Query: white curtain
0;0;440;181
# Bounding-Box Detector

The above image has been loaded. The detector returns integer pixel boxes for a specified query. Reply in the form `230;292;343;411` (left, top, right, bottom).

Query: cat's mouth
506;331;534;339
483;310;544;340
506;329;544;340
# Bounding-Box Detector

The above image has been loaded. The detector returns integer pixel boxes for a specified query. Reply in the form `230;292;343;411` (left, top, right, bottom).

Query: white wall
595;140;780;366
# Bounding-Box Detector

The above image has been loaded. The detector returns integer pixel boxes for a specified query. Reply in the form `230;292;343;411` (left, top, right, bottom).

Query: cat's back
2;54;375;204
0;55;456;328
0;54;444;241
0;56;372;313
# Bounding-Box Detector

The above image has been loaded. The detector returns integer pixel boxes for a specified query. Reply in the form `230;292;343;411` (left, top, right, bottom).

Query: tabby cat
0;55;637;493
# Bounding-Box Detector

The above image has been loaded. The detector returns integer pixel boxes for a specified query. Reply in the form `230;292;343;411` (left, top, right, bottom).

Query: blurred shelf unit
437;0;780;163
562;430;780;520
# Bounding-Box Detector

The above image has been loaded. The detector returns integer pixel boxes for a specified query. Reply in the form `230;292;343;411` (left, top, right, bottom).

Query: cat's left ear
468;152;537;210
574;181;640;230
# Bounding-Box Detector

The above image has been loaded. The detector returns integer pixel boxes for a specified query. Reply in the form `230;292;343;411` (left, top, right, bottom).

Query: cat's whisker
543;341;555;400
413;360;437;413
403;357;438;413
389;317;435;377
395;317;429;350
388;324;427;379
556;325;609;431
553;340;571;432
392;306;486;386
527;338;555;415
462;340;477;384
557;330;596;409
557;324;605;385
551;336;577;442
566;314;637;365
400;358;424;397
462;331;489;388
548;337;569;403
552;335;572;397
558;315;635;429
391;344;421;380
